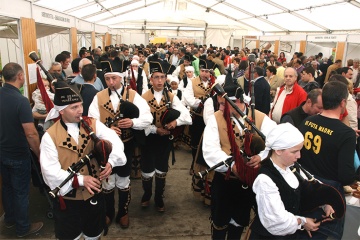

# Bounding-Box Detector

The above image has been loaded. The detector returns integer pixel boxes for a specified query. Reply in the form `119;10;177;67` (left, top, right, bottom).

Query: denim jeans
1;156;31;235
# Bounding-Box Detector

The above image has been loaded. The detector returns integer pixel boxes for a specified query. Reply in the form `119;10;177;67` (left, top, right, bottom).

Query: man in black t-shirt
0;63;43;237
298;81;357;239
298;81;357;186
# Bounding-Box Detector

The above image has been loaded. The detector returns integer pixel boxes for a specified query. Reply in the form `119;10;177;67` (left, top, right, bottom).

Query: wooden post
105;32;112;47
299;40;306;53
335;42;346;62
274;40;280;56
255;40;260;49
70;27;78;59
91;31;96;50
102;35;105;50
20;17;37;101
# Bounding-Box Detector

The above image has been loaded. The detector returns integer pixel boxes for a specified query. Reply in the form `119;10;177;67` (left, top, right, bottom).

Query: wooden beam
105;32;112;47
256;40;260;49
299;40;306;53
20;17;37;102
274;40;280;56
91;31;96;50
70;27;78;60
335;42;346;62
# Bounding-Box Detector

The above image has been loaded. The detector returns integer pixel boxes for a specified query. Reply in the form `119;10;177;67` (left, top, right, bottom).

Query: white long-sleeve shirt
40;120;126;196
88;87;153;131
203;109;277;172
182;77;210;108
252;159;306;236
145;89;192;135
203;97;215;125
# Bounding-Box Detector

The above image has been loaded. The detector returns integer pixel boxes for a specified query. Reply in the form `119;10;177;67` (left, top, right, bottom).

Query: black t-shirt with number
298;114;357;185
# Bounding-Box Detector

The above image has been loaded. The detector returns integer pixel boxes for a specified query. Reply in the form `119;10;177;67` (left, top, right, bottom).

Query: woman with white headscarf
250;123;334;239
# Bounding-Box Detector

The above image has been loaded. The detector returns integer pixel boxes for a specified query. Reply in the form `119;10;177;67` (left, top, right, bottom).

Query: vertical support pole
70;27;78;59
274;40;280;56
20;17;37;100
335;42;346;62
299;40;306;53
91;31;96;50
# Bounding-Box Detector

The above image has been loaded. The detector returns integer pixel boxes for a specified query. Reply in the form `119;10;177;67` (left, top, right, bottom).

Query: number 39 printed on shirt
304;132;322;154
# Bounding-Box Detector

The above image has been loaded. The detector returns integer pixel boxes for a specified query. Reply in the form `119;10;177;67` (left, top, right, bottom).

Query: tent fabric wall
206;28;232;48
37;33;70;70
0;38;22;67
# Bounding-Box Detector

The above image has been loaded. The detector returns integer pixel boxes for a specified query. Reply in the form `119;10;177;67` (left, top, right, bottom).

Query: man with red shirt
223;50;232;68
270;67;307;124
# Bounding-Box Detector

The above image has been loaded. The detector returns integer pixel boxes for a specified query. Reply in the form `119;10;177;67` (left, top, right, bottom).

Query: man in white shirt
40;80;126;239
141;59;192;212
88;58;153;228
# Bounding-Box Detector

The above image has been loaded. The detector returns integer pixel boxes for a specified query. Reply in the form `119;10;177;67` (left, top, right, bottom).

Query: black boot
115;187;131;228
141;176;153;208
211;223;228;240
103;189;115;226
155;172;166;212
227;225;243;240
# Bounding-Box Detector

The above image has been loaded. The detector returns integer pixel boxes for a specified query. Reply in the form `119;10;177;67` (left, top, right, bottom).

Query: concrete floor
0;145;213;239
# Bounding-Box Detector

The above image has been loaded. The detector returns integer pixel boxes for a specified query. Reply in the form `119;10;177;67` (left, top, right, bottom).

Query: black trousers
211;172;254;227
141;134;171;173
53;193;105;240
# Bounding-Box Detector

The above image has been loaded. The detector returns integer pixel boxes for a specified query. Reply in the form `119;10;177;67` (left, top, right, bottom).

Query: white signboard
307;35;347;42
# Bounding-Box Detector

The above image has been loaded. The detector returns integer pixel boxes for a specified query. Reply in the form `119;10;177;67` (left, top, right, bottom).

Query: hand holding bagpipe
80;117;112;170
290;162;345;222
49;152;95;198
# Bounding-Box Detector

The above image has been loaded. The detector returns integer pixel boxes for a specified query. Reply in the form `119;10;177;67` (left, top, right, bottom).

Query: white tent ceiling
33;0;360;34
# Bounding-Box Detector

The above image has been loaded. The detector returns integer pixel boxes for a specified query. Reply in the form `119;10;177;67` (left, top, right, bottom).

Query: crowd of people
1;41;360;240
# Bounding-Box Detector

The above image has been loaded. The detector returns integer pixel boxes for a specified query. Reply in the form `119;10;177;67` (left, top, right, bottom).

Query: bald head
284;67;298;88
79;58;92;70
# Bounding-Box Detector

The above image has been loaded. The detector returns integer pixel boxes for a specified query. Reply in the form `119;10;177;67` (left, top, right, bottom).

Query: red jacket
271;83;307;118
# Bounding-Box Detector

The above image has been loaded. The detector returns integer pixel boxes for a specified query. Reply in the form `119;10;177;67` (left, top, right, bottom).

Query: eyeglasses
153;75;166;80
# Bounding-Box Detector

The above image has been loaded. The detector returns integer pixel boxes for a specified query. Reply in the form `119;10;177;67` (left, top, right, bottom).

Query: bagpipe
49;117;112;198
198;83;266;187
108;86;140;140
161;83;184;141
290;162;346;221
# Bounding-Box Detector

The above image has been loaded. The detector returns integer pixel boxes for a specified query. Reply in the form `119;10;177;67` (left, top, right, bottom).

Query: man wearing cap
172;52;195;80
183;58;217;174
125;59;148;95
40;81;126;240
141;59;192;212
203;78;276;239
88;58;153;228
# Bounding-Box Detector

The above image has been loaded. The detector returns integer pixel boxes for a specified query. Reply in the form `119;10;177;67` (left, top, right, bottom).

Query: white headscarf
185;66;195;72
265;123;304;151
45;105;68;122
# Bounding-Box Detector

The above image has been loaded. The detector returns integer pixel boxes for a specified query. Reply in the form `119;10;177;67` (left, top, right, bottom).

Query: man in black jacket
80;64;98;116
280;88;322;128
252;66;271;114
